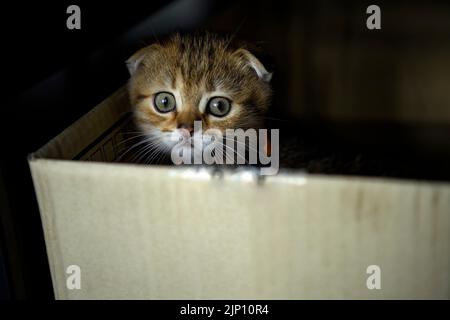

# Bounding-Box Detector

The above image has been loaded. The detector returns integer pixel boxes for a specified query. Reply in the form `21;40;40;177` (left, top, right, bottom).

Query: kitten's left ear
126;47;147;75
126;44;161;75
233;48;272;82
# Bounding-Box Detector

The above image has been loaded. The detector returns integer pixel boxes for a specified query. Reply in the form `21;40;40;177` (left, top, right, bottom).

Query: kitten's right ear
126;44;161;75
233;48;272;83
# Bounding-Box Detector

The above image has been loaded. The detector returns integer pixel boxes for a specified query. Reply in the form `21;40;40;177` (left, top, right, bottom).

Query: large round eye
207;97;231;117
154;92;176;113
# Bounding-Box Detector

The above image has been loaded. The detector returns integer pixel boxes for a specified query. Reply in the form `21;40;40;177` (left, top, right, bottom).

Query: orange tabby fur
127;32;272;135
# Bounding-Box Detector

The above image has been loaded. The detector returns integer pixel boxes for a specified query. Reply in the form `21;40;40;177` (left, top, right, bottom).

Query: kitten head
126;32;272;157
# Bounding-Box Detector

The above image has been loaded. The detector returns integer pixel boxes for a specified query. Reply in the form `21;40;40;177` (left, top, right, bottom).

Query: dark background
1;0;450;299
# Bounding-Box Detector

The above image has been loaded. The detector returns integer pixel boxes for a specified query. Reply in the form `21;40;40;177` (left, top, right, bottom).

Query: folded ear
126;44;161;75
233;48;272;82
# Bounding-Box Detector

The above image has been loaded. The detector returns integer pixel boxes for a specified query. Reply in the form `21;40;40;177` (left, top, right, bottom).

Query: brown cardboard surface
28;87;450;299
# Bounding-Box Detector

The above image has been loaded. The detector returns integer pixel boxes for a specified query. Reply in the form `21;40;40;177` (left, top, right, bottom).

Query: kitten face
127;33;272;157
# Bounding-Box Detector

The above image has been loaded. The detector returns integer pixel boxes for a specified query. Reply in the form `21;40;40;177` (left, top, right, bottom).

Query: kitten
125;32;272;165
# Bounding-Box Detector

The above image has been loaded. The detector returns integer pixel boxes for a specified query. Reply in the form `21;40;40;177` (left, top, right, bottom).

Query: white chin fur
139;124;219;156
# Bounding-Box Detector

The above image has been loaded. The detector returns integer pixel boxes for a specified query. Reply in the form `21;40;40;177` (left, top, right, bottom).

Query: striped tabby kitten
126;32;272;164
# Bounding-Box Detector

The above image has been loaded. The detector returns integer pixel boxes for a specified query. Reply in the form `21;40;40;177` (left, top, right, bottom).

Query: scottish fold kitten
125;32;272;164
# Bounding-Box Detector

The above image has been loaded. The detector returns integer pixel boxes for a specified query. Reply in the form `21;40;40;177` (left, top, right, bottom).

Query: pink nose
177;124;194;136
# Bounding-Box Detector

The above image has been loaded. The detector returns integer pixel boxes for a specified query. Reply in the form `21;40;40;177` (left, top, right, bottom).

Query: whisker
116;137;155;162
221;136;260;155
115;134;150;149
155;147;168;164
218;141;248;165
132;139;162;163
132;143;156;164
136;145;159;164
146;147;165;165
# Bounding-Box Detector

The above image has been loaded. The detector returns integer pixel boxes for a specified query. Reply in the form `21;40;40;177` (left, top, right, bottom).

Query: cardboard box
28;87;450;299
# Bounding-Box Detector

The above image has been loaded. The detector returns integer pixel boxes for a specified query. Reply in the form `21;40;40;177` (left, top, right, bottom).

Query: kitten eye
154;92;176;113
207;97;231;117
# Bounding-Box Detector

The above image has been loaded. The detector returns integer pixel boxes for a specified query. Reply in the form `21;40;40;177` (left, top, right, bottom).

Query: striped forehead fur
127;32;272;132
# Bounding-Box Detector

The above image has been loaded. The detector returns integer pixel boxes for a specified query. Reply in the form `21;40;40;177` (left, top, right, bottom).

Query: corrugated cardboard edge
28;159;65;299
